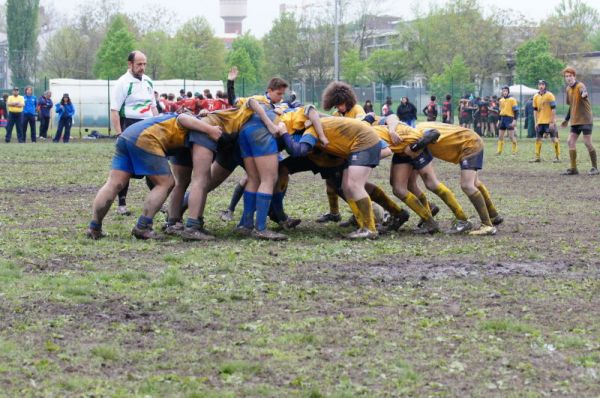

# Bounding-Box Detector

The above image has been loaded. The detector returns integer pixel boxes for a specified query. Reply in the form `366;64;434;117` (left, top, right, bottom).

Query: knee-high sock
354;197;376;232
432;183;467;220
370;185;403;217
497;140;504;154
554;141;560;159
589;149;597;169
255;193;272;231
239;191;257;229
347;199;363;228
418;192;431;213
468;191;492;227
535;141;542;159
228;183;245;212
326;188;339;215
270;191;287;222
400;192;431;220
118;181;129;206
569;149;577;170
511;140;517;154
476;182;498;219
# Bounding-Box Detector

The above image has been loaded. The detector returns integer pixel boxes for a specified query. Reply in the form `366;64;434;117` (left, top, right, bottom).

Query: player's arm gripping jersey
372;124;423;154
303;117;380;159
203;95;273;135
416;122;483;164
122;114;188;157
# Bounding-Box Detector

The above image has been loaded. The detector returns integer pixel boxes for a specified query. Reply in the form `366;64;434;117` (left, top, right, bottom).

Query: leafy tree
137;30;171;80
341;49;368;85
227;33;264;86
165;17;225;80
6;0;39;87
263;13;301;83
430;55;475;98
93;14;136;79
367;49;408;95
539;0;600;55
590;29;600;51
41;26;93;78
515;37;565;90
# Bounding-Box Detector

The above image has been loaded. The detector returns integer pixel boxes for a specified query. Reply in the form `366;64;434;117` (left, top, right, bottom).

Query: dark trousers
54;117;72;143
39;115;50;138
22;113;37;142
5;112;22;143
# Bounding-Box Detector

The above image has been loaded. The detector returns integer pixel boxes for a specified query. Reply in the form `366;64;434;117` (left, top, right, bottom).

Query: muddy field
1;139;599;397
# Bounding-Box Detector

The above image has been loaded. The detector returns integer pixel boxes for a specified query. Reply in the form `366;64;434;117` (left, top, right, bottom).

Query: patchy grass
1;136;600;397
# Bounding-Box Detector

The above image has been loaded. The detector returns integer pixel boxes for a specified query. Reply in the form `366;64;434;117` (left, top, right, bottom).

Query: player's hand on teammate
210;125;223;141
561;120;568;128
390;131;402;145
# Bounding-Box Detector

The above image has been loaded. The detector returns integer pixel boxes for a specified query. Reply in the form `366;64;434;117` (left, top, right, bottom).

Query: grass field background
1;134;599;397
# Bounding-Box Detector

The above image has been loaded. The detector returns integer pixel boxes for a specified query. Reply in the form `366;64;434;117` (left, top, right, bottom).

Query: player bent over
86;113;221;240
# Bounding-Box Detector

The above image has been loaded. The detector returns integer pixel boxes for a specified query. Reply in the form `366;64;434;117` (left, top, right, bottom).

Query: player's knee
392;185;408;199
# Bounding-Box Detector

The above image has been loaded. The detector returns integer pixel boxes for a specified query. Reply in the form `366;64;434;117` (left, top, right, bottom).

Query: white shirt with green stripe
110;71;156;120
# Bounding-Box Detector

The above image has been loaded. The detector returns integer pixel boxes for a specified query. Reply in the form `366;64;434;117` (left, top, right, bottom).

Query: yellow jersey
203;95;273;135
7;95;24;113
303;117;380;158
278;106;311;133
416;122;483;164
124;114;188;157
372;123;423;154
532;91;556;124
499;96;518;118
333;104;366;119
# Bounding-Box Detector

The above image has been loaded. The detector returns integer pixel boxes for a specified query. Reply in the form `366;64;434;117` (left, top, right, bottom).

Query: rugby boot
278;217;301;230
339;215;358;228
86;227;107;240
552;158;561;163
251;228;288;241
219;209;234;222
529;158;541;163
164;222;184;236
180;226;215;241
116;205;131;216
346;228;378;240
562;168;579;175
131;226;164;240
448;219;473;234
589;167;599;176
491;215;504;226
469;225;497;236
316;212;341;223
387;209;410;231
234;225;253;237
417;203;440;228
413;218;440;234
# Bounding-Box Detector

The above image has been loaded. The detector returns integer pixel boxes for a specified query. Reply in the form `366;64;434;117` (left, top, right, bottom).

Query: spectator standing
22;86;37;142
381;96;393;116
110;50;159;215
5;87;24;143
38;91;53;140
363;100;374;113
53;93;75;143
442;94;453;124
396;97;417;127
423;95;438;121
0;94;7;130
524;96;535;138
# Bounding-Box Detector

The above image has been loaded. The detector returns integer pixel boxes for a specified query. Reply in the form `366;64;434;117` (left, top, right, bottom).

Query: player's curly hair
562;67;577;76
322;81;357;111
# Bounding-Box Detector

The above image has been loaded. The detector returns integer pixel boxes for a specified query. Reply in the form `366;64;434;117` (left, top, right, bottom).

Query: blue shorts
186;130;218;152
410;149;433;170
498;116;514;131
460;150;484;171
112;137;171;176
347;143;380;168
536;124;558;139
238;120;278;158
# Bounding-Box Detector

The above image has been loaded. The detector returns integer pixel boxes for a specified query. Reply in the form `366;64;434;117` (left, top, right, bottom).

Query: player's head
501;86;510;97
322;81;356;113
562;67;577;86
266;77;288;103
430;95;436;101
537;80;547;91
127;51;147;78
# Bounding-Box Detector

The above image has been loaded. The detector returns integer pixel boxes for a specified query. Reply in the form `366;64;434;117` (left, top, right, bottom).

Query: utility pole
334;0;340;81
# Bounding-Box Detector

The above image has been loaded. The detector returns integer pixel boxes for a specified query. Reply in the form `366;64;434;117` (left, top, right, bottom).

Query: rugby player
530;80;560;163
496;86;519;156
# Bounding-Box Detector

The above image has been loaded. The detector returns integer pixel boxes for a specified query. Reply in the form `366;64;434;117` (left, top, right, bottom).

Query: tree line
3;0;600;93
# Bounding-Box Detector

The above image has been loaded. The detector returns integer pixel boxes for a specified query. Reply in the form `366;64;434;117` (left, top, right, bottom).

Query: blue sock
136;215;153;229
185;217;201;230
239;191;257;229
89;221;102;230
255;192;273;231
270;191;287;222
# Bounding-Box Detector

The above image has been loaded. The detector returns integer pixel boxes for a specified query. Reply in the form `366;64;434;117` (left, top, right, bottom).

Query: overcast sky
42;0;599;38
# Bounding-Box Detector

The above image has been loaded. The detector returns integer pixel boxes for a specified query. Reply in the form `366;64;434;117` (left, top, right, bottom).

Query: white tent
508;84;538;96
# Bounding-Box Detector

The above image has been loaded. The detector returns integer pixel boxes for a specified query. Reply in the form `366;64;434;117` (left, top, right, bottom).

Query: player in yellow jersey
409;122;502;235
315;81;367;224
560;67;598;175
86;113;222;240
496;86;519;155
278;116;384;239
530;80;560;163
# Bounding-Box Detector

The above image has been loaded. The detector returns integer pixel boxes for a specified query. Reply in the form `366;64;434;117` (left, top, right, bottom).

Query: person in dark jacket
396;96;417;127
54;93;75;143
363;100;374;114
37;91;53;140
